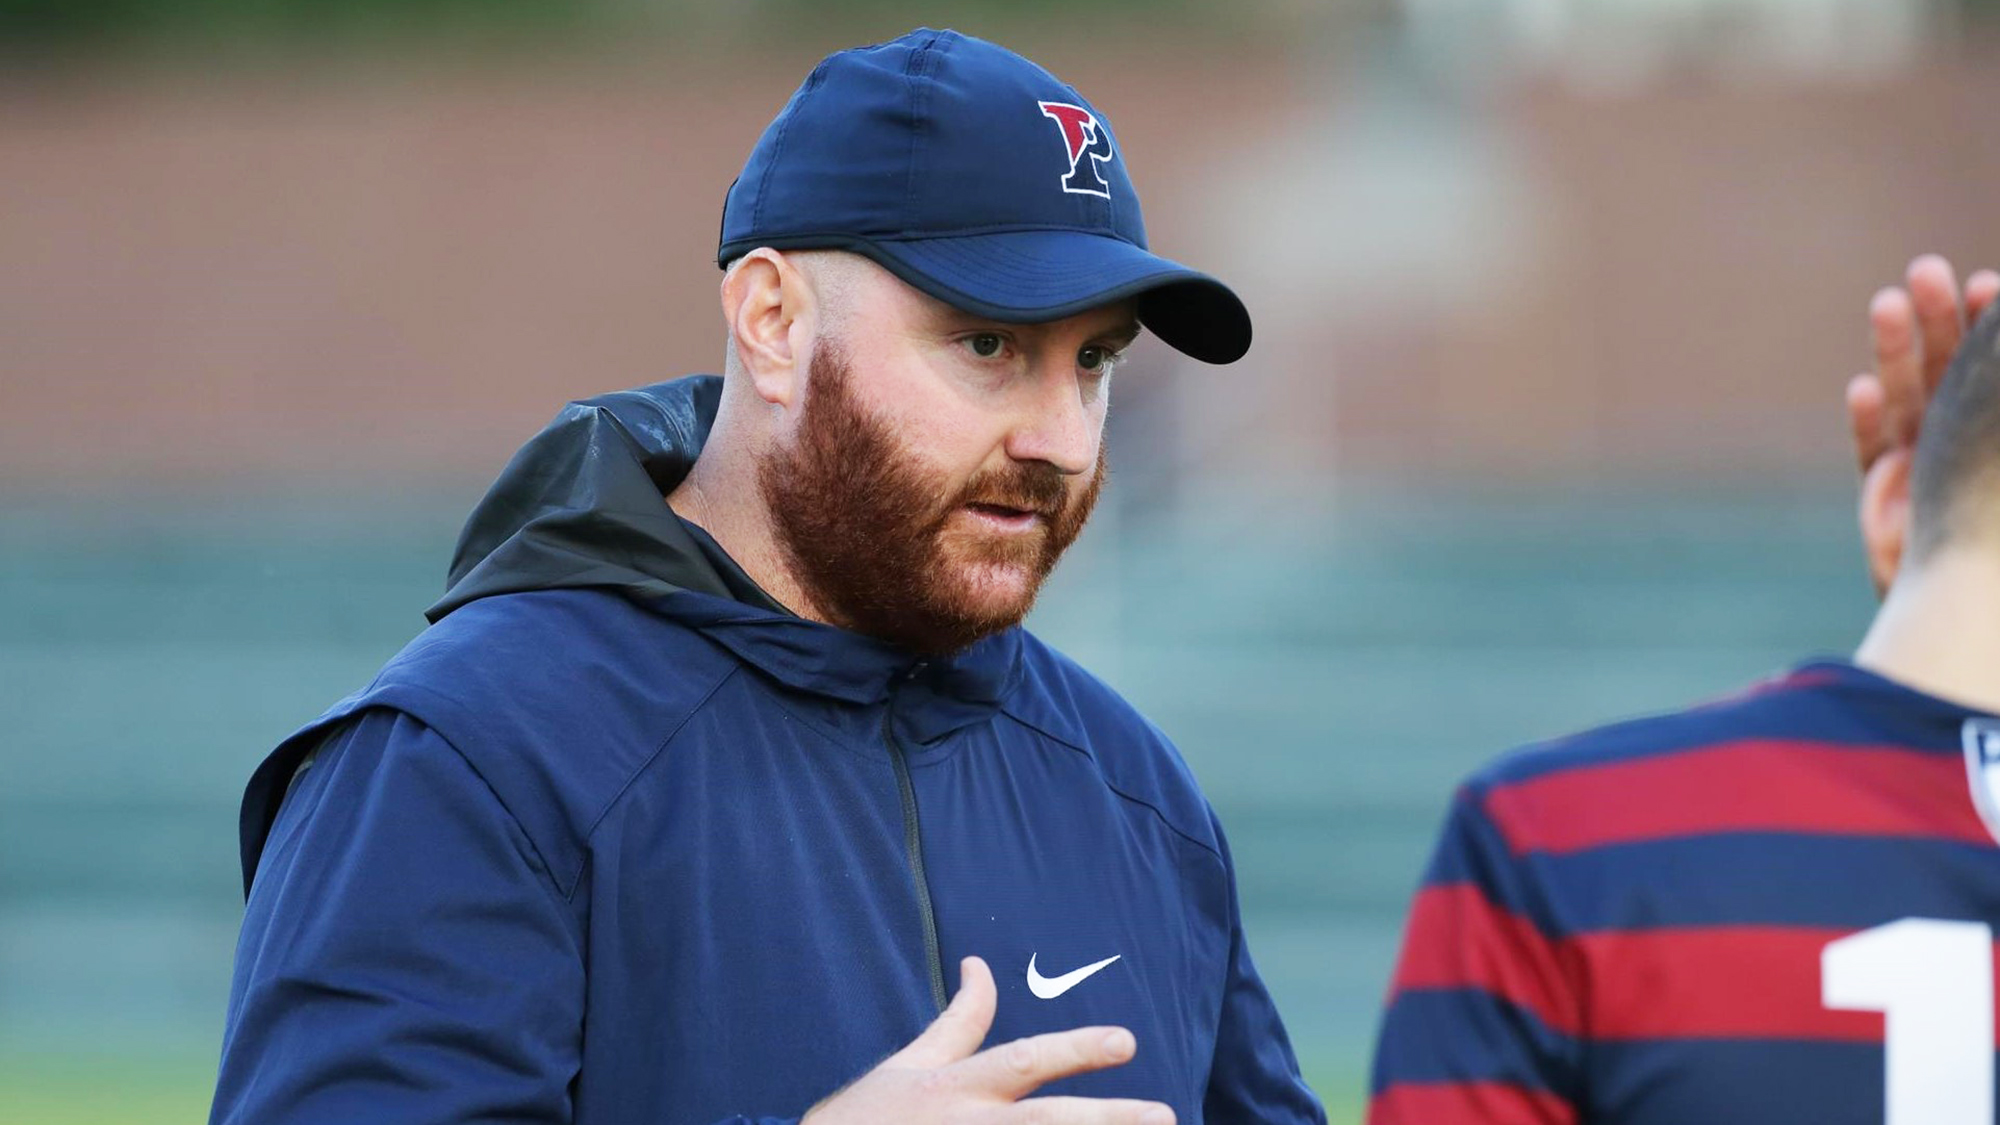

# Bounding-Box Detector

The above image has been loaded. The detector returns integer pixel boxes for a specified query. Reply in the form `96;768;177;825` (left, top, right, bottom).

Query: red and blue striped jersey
1368;659;2000;1125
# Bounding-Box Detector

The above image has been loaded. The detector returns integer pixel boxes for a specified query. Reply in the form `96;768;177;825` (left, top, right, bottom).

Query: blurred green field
1;1056;219;1125
0;488;1874;1125
0;1056;1364;1123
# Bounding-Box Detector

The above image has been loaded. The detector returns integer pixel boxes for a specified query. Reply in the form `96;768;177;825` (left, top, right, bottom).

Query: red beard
759;344;1105;656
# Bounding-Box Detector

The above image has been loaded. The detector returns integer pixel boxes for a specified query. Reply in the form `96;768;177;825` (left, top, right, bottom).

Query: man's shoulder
1005;631;1219;856
1465;665;1846;799
1442;666;1879;883
313;590;739;869
379;588;733;716
1003;629;1172;755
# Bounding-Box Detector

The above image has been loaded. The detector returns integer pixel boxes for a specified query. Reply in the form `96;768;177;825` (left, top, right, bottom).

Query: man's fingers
953;1026;1139;1102
1968;269;2000;325
896;957;997;1068
1870;285;1922;449
1005;1096;1176;1125
1862;259;1991;474
1847;374;1887;475
1908;253;1963;393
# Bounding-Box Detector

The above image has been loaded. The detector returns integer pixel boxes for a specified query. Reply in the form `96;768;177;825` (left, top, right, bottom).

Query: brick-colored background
5;40;1996;487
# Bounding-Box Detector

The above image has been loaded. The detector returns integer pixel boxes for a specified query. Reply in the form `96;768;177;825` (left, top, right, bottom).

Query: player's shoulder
1004;630;1218;854
1466;663;1852;796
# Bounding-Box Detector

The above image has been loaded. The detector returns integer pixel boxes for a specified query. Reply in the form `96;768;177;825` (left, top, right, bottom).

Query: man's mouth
963;502;1047;531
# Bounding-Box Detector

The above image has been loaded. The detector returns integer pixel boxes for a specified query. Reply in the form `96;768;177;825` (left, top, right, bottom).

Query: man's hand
1848;254;2000;478
803;957;1174;1125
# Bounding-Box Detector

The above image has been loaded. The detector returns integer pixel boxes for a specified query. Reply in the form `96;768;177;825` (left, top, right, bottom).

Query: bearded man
208;29;1327;1125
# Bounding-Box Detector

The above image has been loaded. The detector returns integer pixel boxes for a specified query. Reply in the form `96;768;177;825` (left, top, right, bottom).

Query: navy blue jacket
211;376;1324;1125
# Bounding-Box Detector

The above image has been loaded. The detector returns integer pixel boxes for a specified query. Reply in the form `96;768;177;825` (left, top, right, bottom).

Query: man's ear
1860;446;1916;598
721;249;815;408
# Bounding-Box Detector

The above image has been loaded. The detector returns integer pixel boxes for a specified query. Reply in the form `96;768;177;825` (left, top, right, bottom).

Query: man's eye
1078;345;1117;373
966;333;1005;358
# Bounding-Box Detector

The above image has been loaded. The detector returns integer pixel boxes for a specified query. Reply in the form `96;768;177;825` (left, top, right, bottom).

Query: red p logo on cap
1038;101;1116;200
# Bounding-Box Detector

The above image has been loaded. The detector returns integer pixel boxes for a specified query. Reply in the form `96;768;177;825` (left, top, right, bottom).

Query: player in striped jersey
1369;255;2000;1125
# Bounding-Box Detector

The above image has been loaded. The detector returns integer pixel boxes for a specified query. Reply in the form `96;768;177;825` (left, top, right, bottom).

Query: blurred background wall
3;0;1993;1120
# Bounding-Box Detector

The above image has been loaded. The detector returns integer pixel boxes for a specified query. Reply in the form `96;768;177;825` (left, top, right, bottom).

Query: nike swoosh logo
1026;952;1122;999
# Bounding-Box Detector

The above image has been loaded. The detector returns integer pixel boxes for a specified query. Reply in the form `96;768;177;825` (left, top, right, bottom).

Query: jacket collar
652;590;1023;745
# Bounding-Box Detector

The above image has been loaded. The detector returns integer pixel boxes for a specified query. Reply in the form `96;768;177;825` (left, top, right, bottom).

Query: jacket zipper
884;667;948;1013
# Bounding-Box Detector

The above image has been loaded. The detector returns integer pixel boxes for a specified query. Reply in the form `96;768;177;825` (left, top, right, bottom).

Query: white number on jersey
1821;918;1994;1125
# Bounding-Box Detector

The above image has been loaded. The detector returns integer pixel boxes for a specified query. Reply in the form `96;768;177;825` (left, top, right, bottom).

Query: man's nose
1002;357;1098;475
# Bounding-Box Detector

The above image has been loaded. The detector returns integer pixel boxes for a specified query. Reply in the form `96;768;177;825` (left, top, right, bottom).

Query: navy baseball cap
717;29;1252;365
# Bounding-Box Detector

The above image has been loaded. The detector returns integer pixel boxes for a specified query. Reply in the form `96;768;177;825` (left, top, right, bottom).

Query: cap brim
851;230;1252;365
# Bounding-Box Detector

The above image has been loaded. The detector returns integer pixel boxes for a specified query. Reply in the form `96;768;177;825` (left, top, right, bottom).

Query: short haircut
1910;301;2000;559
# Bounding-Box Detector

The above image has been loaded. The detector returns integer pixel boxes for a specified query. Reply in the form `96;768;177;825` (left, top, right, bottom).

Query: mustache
953;461;1072;518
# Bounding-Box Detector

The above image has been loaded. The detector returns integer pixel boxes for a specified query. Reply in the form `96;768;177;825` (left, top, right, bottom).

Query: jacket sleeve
210;708;590;1124
1366;785;1583;1125
1200;814;1329;1125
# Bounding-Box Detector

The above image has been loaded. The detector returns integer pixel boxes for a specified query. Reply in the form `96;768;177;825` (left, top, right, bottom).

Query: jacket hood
428;375;744;623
